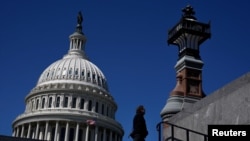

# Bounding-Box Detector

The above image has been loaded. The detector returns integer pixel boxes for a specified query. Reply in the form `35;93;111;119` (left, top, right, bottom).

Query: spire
64;11;88;59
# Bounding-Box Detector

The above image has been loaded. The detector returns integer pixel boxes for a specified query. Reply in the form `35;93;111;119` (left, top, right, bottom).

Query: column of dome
13;121;123;141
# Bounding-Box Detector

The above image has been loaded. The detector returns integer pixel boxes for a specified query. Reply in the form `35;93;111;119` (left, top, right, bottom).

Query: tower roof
167;5;211;59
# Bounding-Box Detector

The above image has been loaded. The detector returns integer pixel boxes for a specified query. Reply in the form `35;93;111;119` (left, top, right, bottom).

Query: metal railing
156;121;208;141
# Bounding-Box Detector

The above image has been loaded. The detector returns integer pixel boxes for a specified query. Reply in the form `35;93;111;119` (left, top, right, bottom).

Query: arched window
81;70;84;76
101;104;104;115
48;97;52;108
93;74;96;83
87;71;90;77
31;101;34;111
75;69;78;75
64;97;68;108
87;71;90;81
72;97;77;108
69;68;72;75
97;76;101;85
56;96;60;107
95;102;99;113
62;68;67;75
106;106;109;116
88;100;92;111
42;98;45;108
36;99;39;109
80;98;84;109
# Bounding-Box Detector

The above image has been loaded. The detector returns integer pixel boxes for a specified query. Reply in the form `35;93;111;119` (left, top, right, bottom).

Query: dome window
41;98;45;108
75;69;79;75
81;70;84;76
101;104;104;115
72;97;77;108
48;97;52;108
56;96;60;107
93;74;96;83
95;102;99;113
87;71;91;82
64;97;69;108
62;68;67;75
97;76;101;85
87;71;90;77
31;101;34;111
80;98;84;109
36;99;39;109
88;100;92;111
69;68;72;75
106;106;109;116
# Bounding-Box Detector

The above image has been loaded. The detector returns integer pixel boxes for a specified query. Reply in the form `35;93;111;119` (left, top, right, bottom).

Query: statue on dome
77;11;83;25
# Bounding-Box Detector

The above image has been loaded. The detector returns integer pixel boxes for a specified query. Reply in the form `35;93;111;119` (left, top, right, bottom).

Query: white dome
37;57;109;91
35;21;109;92
12;13;124;141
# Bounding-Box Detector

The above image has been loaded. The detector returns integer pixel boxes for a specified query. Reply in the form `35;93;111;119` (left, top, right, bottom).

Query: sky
0;0;249;141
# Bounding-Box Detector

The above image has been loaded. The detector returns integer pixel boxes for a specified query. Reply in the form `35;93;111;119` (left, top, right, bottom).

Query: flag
86;119;96;125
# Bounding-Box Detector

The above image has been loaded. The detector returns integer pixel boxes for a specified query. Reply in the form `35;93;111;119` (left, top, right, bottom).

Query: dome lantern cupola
65;11;88;59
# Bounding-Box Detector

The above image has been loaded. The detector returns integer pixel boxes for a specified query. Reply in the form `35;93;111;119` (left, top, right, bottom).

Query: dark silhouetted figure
130;105;148;141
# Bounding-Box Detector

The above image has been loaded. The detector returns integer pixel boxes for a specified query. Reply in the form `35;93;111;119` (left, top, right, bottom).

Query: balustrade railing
156;121;208;141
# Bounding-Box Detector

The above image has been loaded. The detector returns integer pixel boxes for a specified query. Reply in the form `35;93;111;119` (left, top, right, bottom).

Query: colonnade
13;120;121;141
26;93;115;118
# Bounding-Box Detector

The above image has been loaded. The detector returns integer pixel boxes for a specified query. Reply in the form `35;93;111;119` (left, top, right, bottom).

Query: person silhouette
130;105;148;141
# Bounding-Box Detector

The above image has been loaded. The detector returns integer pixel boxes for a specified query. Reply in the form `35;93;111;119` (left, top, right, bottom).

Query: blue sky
0;0;249;141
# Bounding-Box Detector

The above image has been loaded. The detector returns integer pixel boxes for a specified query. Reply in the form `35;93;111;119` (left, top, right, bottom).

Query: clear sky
0;0;249;141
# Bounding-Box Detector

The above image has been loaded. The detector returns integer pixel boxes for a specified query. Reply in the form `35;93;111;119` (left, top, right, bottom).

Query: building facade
162;72;250;141
12;12;124;141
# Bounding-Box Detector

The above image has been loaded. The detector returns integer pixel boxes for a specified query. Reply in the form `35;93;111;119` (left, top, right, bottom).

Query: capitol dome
36;29;109;93
12;12;123;141
36;50;109;92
